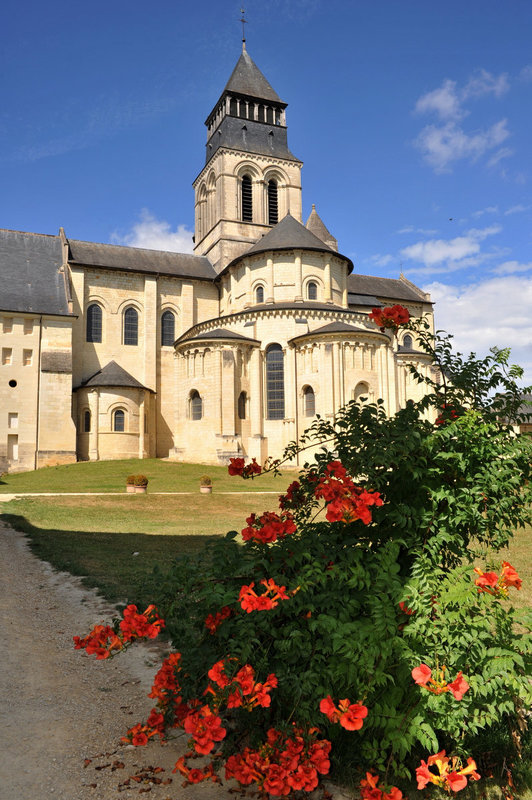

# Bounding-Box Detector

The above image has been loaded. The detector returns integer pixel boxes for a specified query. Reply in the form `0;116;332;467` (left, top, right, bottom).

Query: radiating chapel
0;44;434;472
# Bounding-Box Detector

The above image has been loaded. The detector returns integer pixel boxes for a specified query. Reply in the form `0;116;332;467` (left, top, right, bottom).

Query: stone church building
0;45;434;473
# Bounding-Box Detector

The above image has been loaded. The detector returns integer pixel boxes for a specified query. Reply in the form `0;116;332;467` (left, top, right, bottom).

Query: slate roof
78;360;151;391
177;328;260;345
348;293;381;307
305;205;338;251
222;48;284;103
290;321;382;344
68;239;216;281
223;213;353;273
0;229;71;316
348;274;429;303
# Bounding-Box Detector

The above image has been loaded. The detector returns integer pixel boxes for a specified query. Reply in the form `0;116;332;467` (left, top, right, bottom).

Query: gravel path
0;521;235;800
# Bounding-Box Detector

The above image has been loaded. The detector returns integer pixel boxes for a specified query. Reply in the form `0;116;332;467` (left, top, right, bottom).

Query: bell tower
193;43;303;272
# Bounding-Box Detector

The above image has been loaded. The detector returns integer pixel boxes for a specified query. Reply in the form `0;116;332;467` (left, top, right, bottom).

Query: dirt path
0;521;238;800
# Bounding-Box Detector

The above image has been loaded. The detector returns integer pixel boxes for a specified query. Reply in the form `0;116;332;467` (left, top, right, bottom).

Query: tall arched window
161;310;175;346
86;304;102;343
241;174;253;222
238;391;247;420
268;179;278;225
303;386;315;417
307;281;318;301
255;285;264;304
123;307;138;346
190;390;202;420
83;410;91;432
113;409;125;432
266;344;284;419
353;382;370;403
403;334;413;349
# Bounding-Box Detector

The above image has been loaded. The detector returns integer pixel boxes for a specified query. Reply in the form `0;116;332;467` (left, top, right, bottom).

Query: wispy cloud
471;206;499;218
396;226;439;235
487;146;514;167
111;210;194;253
520;65;532;82
400;225;501;271
414;69;511;172
492;260;532;276
504;204;531;215
424;276;532;384
370;253;395;267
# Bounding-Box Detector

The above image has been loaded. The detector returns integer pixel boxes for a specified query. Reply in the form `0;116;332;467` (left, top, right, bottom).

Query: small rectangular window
24;319;34;335
7;434;18;461
23;349;33;366
8;412;18;429
2;348;12;365
3;317;13;334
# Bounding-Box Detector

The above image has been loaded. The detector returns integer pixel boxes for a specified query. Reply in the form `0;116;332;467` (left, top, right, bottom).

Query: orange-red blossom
314;461;383;525
174;755;221;786
73;604;164;659
474;562;522;596
319;695;368;730
239;578;299;612
360;772;403;800
411;664;469;700
369;304;410;332
416;751;480;792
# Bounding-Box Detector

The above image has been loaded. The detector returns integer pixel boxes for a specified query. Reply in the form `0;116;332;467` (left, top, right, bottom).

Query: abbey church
0;44;434;473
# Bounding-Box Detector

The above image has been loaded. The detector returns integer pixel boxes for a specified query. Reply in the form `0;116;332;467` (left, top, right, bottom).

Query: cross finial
240;8;247;51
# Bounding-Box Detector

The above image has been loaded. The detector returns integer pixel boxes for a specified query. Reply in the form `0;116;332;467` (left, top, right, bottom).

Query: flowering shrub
76;308;532;797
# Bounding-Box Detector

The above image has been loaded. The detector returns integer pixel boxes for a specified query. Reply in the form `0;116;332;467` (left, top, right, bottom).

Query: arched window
255;285;264;304
266;344;284;419
86;304;102;343
268;179;278;225
238;391;247;420
307;281;318;301
241;174;252;222
190;390;202;420
403;334;413;349
161;310;175;346
123;307;138;346
353;382;370;403
83;410;91;433
113;409;125;432
303;386;315;417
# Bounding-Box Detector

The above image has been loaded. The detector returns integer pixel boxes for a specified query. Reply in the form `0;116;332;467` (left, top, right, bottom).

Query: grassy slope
0;458;286;494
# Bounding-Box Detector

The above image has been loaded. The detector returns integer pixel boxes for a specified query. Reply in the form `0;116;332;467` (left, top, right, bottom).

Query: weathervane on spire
240;7;247;50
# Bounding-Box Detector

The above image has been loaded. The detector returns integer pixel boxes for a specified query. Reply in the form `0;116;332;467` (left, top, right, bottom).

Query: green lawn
0;458;287;494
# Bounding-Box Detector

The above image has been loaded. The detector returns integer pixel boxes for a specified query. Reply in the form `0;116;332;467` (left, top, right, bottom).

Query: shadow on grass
2;513;219;607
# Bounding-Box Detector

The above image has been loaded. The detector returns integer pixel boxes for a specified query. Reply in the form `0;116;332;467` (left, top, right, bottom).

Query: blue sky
2;0;531;382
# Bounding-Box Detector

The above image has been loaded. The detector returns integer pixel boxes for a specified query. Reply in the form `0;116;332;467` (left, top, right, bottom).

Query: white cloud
423;277;532;384
492;260;532;276
400;225;501;269
487;146;514;167
520;65;532;82
370;253;395;267
471;206;499;218
504;204;531;215
415;119;510;173
414;70;511;172
396;226;439;235
462;69;509;99
111;210;194;253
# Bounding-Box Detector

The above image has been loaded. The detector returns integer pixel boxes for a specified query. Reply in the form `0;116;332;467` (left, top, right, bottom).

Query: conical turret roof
305;204;338;251
223;47;284;103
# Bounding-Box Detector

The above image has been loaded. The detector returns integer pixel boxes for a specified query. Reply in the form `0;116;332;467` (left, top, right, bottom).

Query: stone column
88;389;99;461
332;342;341;419
324;261;332;303
294;251;303;301
221;348;236;436
267;257;274;303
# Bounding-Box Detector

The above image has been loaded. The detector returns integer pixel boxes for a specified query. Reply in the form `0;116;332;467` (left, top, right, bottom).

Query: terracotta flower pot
126;485;135;493
200;486;212;494
135;486;147;493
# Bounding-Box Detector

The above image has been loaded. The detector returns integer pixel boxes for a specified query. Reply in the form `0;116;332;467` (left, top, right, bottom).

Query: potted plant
199;475;212;494
134;475;149;494
126;475;136;493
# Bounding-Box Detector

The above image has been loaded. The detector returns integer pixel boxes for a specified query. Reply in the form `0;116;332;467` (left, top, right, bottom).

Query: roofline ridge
68;237;206;260
0;227;59;238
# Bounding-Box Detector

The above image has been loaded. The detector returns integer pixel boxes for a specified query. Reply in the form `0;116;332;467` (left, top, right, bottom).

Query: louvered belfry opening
268;179;278;225
242;174;253;221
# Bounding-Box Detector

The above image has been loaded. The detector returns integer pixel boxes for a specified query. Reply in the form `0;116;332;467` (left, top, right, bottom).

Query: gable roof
68;239;216;281
348;273;429;303
78;360;151;391
0;229;71;316
222;48;284;104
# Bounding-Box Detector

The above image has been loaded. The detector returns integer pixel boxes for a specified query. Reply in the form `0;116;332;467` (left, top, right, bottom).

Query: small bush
133;474;148;487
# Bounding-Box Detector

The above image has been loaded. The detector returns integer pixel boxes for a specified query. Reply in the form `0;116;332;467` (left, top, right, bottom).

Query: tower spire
240;8;247;52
